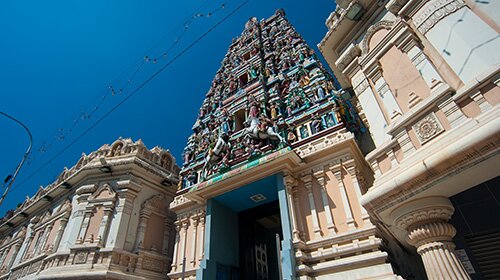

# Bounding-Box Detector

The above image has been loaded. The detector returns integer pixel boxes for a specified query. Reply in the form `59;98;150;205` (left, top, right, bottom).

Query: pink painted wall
296;182;312;241
377;154;392;174
86;206;104;240
45;219;61;250
325;171;346;233
368;29;389;51
482;82;500;105
380;45;430;112
26;230;40;257
342;168;365;228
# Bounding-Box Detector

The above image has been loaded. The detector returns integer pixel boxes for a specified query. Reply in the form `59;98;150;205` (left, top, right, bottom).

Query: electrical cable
9;0;249;193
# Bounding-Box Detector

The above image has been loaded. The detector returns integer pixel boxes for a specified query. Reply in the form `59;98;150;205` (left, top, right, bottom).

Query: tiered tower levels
180;10;362;188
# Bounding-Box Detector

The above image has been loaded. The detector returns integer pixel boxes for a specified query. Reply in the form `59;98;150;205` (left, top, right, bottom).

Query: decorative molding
283;175;298;190
335;43;361;72
295;130;351;158
408;92;423;109
74;251;88;264
407;221;456;247
76;184;97;195
413;0;466;34
386;0;410;15
360;20;395;56
394;205;454;230
88;183;116;202
412;112;445;144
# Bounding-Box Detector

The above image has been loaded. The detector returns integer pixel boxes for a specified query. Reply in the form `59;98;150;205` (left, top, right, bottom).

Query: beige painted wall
144;214;164;252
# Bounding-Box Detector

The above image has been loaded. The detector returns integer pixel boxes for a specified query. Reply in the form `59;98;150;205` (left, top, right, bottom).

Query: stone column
76;210;92;244
346;166;370;224
198;215;205;262
302;174;322;239
179;218;189;272
97;207;114;247
190;216;199;267
333;169;356;230
171;221;181;272
371;68;403;121
313;168;336;235
6;242;22;269
162;215;172;256
393;197;470;280
284;175;303;241
52;217;69;253
134;211;151;252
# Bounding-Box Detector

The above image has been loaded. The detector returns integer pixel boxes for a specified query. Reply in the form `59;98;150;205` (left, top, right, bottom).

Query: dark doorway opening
239;201;283;280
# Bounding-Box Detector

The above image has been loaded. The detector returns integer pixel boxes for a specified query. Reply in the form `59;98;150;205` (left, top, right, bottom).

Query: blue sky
0;0;334;215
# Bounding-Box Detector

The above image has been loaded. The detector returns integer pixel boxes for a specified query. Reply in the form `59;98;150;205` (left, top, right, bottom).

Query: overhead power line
10;0;249;193
0;112;33;207
27;0;223;166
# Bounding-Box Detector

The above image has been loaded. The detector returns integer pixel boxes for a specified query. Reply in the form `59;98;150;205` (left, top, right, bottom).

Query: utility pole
0;112;33;207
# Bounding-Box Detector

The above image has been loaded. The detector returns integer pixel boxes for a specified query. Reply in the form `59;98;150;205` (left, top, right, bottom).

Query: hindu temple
0;2;498;279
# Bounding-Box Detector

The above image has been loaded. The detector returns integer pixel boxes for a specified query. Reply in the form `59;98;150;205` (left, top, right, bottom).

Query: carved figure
202;133;231;179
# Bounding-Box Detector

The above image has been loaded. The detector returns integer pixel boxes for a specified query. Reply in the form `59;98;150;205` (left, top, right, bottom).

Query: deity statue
287;125;297;143
311;113;324;134
202;132;232;179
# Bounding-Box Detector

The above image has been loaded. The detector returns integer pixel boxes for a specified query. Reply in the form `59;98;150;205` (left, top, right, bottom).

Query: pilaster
134;210;151;252
437;96;467;128
302;174;322;239
190;215;199;267
171;221;181;272
346;165;370;224
284;174;303;242
52;217;69;253
312;167;336;236
198;215;205;262
332;168;356;230
395;129;416;158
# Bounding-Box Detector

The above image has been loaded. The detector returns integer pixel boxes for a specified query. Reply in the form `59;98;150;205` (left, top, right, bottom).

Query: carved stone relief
412;112;445;144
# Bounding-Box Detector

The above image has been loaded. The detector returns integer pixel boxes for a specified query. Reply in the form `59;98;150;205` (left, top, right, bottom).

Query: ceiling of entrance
213;174;279;212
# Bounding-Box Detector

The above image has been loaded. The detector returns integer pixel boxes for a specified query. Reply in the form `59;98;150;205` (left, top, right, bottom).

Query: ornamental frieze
413;0;466;34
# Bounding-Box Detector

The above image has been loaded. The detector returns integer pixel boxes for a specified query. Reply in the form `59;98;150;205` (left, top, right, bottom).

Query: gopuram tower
169;10;403;280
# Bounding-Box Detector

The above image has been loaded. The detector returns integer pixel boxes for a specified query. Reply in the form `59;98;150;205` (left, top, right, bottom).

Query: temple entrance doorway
197;174;295;280
239;201;283;280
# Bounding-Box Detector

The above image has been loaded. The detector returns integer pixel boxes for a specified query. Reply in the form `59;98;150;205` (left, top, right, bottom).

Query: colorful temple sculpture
319;0;500;278
179;9;364;189
170;10;400;280
0;138;179;280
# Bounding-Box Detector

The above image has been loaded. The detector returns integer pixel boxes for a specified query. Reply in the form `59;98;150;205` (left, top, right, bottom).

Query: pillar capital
301;173;313;190
283;175;298;191
312;167;325;187
391;197;469;280
407;221;456;248
392;197;454;231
